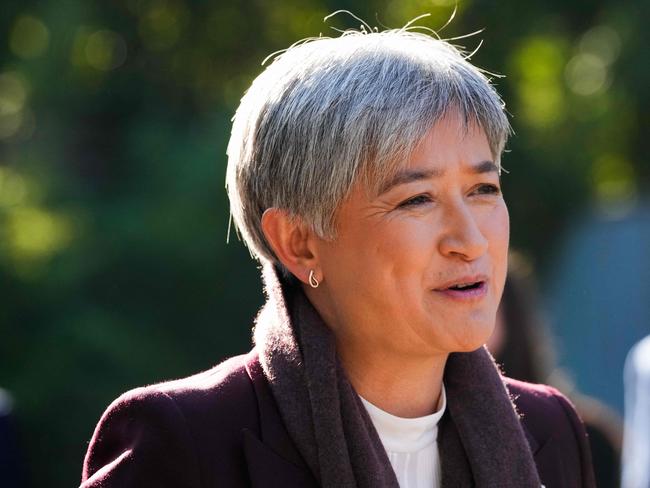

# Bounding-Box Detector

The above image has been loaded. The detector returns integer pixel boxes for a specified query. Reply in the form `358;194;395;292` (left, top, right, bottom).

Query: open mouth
434;275;488;299
436;279;488;299
447;281;483;291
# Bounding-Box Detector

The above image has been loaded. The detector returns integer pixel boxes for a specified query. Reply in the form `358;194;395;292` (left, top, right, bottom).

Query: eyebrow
378;160;499;195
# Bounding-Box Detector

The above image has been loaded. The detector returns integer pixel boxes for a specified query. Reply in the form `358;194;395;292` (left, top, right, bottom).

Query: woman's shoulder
505;377;585;440
81;351;261;487
109;350;263;433
504;377;596;487
506;377;575;415
102;352;259;427
134;352;256;410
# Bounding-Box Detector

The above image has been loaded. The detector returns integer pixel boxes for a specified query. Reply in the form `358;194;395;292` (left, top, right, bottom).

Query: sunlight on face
313;113;510;361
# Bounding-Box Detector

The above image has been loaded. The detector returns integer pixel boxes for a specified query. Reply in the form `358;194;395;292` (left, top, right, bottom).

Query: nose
437;201;488;261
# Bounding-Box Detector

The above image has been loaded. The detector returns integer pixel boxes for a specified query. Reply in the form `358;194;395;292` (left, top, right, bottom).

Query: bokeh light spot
0;111;24;139
139;1;189;51
592;154;636;205
513;37;565;82
0;72;28;115
519;83;564;127
579;25;621;66
70;27;91;68
5;206;73;260
0;167;28;207
85;30;128;71
0;72;29;139
511;37;567;128
9;15;50;59
566;53;608;96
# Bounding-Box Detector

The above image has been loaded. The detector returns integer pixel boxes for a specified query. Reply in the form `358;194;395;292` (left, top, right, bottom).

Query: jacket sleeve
549;387;597;488
80;387;201;488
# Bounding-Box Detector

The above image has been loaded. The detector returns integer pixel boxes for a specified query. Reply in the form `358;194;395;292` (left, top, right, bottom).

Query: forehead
409;116;492;164
363;116;496;197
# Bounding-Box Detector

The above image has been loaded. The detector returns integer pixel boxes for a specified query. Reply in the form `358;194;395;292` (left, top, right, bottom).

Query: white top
360;386;446;488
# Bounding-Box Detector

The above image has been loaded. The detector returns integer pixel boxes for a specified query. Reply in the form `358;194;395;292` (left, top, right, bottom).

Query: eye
472;183;501;196
397;194;433;208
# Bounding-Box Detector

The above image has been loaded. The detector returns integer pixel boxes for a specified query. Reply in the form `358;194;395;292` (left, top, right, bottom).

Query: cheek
485;205;510;291
373;219;436;275
341;220;436;308
486;204;510;253
320;221;414;291
360;242;400;290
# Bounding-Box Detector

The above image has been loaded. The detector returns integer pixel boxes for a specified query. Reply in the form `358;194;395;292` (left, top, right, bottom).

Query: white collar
359;385;446;453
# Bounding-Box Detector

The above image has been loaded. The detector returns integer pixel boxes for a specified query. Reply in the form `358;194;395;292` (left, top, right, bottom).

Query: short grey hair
226;29;511;266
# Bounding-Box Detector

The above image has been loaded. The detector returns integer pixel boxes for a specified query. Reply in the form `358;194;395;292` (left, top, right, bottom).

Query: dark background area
0;0;647;486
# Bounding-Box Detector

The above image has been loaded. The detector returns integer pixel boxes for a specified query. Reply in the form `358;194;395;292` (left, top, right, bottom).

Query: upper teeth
454;282;473;288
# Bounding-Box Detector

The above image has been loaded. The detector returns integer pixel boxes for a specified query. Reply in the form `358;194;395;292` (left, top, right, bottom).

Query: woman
81;28;595;487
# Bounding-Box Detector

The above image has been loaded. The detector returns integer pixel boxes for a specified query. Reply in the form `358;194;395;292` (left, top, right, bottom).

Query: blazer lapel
521;421;540;455
242;429;318;487
439;410;475;487
243;351;319;487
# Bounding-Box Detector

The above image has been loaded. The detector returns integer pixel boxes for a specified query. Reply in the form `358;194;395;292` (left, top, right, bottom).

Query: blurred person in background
0;388;25;488
488;253;623;487
622;335;650;488
80;23;595;488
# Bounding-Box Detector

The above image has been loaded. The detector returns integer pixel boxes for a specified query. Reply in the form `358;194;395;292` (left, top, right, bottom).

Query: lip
433;275;489;301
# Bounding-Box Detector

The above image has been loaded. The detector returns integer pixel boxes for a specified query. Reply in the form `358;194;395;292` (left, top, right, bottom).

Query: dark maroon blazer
80;349;595;487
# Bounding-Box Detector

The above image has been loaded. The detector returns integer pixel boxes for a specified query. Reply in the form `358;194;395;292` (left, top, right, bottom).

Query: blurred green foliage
0;0;647;486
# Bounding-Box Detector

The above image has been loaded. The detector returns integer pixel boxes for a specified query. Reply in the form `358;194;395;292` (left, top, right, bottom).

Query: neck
303;283;448;418
336;337;448;418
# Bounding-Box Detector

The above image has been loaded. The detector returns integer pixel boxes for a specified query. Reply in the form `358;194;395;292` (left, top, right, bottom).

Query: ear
261;208;320;285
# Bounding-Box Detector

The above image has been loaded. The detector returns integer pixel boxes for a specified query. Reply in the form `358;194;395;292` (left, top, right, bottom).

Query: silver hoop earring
308;270;320;288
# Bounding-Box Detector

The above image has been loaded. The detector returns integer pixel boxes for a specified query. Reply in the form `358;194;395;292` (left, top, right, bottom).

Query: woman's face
312;114;509;359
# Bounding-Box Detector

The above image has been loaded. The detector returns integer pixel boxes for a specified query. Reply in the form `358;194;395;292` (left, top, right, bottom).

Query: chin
452;321;495;353
456;341;488;353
